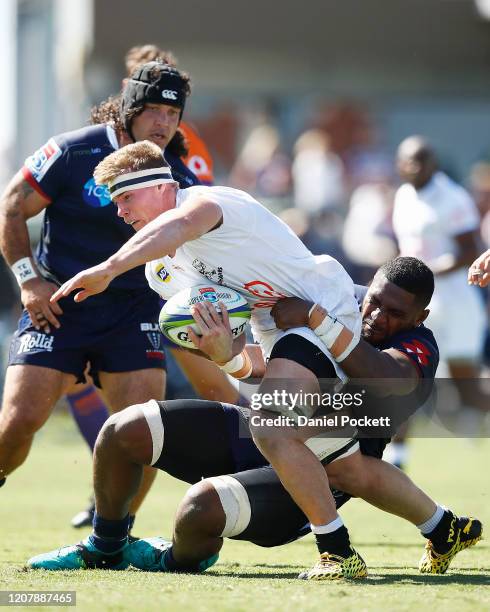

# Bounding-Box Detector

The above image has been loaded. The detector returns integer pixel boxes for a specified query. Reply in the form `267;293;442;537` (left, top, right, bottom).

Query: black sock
0;478;5;488
315;525;352;558
424;510;455;552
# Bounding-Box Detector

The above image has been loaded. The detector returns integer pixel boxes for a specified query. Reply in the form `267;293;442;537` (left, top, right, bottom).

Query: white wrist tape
308;302;318;320
313;314;345;349
310;304;360;362
335;336;360;362
219;354;244;373
11;257;37;286
219;352;253;379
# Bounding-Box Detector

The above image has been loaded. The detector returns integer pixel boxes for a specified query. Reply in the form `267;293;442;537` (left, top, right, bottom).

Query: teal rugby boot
27;537;129;571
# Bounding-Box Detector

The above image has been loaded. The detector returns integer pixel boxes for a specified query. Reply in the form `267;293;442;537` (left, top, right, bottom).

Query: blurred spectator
229;119;291;204
393;135;487;410
314;101;373;161
342;155;397;284
292;129;345;215
469;161;490;249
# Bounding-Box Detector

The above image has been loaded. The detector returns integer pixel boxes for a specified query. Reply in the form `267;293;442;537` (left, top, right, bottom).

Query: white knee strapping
207;476;251;538
140;399;164;466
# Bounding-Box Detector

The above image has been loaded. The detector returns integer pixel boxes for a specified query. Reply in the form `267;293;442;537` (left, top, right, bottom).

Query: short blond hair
125;44;177;76
94;141;167;186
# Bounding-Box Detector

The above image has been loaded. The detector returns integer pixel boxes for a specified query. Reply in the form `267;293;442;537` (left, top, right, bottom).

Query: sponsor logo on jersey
401;340;431;366
155;263;171;282
83;177;112;207
243;280;288;308
192;259;223;284
161;89;178;100
24;138;62;182
17;333;54;354
140;323;159;332
73;147;103;156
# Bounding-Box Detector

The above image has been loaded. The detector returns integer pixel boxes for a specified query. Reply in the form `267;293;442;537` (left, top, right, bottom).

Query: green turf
0;413;488;611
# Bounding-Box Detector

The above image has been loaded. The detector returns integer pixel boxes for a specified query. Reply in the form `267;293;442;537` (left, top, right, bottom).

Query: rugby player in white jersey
49;140;365;579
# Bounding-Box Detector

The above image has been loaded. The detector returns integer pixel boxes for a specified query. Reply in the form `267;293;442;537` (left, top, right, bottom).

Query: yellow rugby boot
298;547;368;580
419;515;483;574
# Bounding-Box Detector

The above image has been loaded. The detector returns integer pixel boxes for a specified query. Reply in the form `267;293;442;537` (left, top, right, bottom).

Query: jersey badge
401;340;431;366
24;138;62;182
155;263;171;283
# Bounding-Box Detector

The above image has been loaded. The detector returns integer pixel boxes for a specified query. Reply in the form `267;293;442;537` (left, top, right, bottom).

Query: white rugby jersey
393;172;479;265
145;185;360;355
392;172;485;360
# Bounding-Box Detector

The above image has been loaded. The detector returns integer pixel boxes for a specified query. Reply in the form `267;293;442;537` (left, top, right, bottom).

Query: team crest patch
401;340;431;366
155;263;171;282
24;138;62;182
145;329;164;360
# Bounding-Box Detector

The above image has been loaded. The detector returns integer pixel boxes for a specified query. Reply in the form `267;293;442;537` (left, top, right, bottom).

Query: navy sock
163;546;181;571
67;385;109;451
128;515;135;533
89;512;130;554
163;546;204;573
315;526;352;558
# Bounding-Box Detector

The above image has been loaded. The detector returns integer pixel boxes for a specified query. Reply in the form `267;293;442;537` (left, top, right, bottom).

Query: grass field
0;413;488;612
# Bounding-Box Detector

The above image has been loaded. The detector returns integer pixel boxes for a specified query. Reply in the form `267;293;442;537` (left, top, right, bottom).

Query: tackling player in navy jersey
0;63;199;521
28;257;482;578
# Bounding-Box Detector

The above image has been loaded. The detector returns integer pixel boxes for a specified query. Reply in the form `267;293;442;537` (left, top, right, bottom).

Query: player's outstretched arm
0;171;63;331
272;297;418;395
468;248;490;287
51;197;222;303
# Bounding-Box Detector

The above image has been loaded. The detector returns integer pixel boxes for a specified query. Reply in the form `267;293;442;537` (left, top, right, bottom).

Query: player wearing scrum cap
0;63;198;525
47;139;366;579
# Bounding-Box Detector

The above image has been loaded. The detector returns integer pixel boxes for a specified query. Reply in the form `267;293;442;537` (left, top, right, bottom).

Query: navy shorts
8;290;165;386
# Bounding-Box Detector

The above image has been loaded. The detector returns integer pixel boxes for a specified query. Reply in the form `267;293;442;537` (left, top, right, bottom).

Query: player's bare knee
176;480;225;538
0;403;45;439
327;453;372;495
96;406;153;465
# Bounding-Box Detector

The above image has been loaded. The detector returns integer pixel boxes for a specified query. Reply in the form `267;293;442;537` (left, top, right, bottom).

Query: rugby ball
159;284;251;349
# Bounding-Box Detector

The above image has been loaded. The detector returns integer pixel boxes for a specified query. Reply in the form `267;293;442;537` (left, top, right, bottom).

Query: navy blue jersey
22;124;199;296
378;324;439;380
353;282;439;380
349;283;439;448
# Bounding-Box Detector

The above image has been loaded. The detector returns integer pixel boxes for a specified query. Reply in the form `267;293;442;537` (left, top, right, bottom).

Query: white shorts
427;278;486;362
